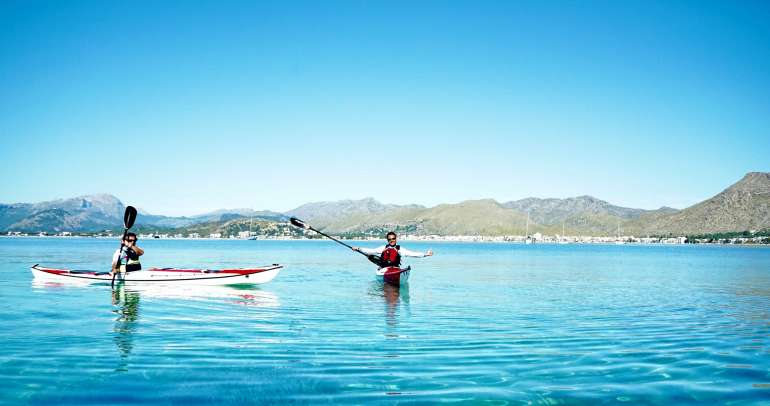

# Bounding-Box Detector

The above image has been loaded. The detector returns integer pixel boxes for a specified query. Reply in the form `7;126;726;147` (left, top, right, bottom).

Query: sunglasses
387;237;397;241
126;239;137;242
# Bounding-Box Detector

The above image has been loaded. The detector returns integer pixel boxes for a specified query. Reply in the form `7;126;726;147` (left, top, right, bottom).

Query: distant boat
525;212;533;244
247;217;257;240
525;237;533;245
615;222;625;244
559;222;569;244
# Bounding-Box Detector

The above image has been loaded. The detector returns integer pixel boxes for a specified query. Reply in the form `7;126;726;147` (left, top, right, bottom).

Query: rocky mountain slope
624;172;770;235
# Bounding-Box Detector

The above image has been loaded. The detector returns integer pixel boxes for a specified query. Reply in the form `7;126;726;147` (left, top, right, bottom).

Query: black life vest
123;248;142;272
380;245;401;267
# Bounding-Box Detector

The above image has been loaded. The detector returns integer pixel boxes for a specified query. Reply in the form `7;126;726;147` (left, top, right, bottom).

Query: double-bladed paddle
111;206;138;288
289;217;383;266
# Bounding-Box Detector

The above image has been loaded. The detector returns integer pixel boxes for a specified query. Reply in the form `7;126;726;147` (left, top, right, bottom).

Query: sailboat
615;222;625;244
524;212;533;244
559;222;569;244
247;217;258;240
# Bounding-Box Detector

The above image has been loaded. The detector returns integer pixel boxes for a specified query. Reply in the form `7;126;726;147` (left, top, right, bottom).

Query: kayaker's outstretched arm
353;246;384;255
400;247;434;258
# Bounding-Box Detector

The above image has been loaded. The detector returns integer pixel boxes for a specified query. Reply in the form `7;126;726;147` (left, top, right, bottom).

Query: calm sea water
1;238;770;404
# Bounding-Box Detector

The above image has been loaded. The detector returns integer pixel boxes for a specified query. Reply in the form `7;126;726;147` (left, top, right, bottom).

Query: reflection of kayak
119;285;280;307
376;266;410;286
31;264;282;285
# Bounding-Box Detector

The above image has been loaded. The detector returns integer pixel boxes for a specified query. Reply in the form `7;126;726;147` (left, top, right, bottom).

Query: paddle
289;217;383;266
111;206;138;287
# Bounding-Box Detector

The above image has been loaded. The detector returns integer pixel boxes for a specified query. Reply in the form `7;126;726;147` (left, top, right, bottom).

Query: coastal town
5;230;769;245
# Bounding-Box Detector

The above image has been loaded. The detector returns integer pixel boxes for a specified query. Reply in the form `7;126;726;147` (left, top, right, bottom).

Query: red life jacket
380;245;401;267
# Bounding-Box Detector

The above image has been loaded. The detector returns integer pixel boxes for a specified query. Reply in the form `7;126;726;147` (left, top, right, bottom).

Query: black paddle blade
367;254;384;267
124;206;138;229
289;217;309;230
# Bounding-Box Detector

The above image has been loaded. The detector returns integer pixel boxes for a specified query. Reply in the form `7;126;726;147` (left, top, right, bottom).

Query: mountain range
0;195;286;233
1;172;769;236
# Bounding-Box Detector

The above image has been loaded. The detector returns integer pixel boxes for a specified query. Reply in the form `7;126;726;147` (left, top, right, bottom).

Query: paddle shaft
307;225;358;252
290;217;381;263
111;229;128;287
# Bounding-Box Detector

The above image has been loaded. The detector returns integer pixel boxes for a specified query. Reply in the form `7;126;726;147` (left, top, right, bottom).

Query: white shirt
357;245;429;258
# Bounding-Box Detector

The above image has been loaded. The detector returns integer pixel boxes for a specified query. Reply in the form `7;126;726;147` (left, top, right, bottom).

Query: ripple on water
2;240;770;404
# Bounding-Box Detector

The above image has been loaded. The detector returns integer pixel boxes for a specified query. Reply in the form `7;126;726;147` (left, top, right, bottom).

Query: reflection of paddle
289;217;383;266
111;206;138;288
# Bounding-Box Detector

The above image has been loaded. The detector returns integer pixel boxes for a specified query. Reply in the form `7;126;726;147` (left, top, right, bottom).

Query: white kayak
31;264;282;286
376;266;410;286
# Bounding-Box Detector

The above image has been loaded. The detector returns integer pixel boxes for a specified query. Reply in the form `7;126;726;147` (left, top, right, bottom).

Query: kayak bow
376;266;410;286
31;264;282;286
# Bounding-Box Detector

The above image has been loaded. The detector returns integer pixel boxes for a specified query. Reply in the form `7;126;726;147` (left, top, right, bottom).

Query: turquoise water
1;238;770;404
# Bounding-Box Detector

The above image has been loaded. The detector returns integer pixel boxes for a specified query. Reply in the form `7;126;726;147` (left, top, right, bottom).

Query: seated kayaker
111;233;144;274
353;231;433;268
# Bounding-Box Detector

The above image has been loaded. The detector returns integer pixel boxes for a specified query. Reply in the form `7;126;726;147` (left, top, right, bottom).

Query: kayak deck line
30;264;283;285
145;267;278;275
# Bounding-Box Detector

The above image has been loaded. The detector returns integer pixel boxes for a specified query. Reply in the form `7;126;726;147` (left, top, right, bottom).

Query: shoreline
2;234;768;246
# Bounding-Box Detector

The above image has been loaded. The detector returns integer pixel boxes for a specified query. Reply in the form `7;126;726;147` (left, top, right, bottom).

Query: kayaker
111;233;144;274
353;231;433;267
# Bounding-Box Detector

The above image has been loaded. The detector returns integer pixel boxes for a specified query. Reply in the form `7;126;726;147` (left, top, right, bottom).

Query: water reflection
31;280;280;308
124;284;280;308
370;282;410;329
32;280;282;372
112;283;140;372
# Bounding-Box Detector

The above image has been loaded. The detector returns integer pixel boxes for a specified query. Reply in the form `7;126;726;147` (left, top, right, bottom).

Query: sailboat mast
526;211;529;236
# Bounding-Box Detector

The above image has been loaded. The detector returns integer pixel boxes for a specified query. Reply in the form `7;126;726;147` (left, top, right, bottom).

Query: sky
1;0;769;216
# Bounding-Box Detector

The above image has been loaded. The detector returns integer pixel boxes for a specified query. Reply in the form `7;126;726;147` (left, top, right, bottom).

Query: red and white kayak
376;266;410;286
30;264;282;286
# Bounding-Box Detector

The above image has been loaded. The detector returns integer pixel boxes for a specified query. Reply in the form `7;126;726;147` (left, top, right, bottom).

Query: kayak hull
376;266;410;286
31;264;282;286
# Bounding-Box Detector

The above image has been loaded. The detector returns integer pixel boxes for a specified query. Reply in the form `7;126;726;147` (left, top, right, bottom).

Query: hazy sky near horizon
1;1;769;216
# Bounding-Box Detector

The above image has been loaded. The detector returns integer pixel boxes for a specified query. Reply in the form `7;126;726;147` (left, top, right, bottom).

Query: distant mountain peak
726;172;770;194
657;206;679;212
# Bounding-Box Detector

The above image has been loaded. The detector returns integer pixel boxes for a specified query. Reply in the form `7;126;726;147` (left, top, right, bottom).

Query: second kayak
31;264;282;285
376;266;410;286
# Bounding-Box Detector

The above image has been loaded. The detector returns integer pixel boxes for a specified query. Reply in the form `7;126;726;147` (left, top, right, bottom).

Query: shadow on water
111;283;140;372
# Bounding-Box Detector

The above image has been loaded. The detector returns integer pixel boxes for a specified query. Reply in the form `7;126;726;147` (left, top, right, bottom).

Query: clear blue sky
1;0;769;215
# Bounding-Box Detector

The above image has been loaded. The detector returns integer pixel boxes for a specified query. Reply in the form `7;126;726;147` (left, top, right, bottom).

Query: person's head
123;233;138;244
386;231;397;246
